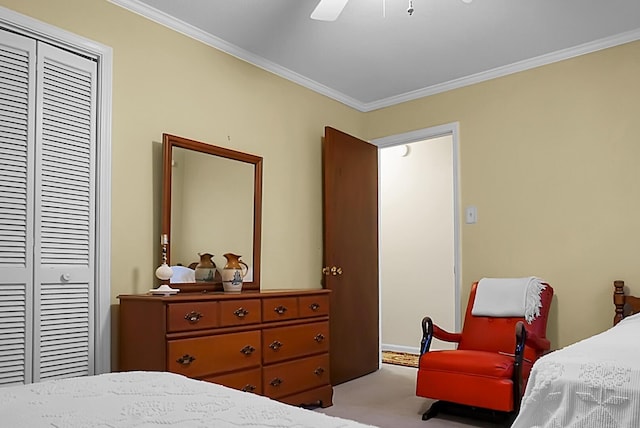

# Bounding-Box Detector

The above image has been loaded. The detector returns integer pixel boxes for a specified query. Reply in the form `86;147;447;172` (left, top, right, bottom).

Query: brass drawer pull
234;307;249;318
273;305;288;315
270;377;283;387
176;354;196;366
184;311;203;323
314;333;325;343
240;345;256;355
241;384;256;393
309;302;320;311
314;367;325;376
269;340;283;351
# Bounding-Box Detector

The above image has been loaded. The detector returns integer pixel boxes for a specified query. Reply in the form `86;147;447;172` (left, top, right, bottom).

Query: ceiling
111;0;640;112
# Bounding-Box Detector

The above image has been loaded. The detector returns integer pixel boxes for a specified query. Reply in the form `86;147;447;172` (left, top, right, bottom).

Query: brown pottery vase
194;252;216;282
221;253;248;292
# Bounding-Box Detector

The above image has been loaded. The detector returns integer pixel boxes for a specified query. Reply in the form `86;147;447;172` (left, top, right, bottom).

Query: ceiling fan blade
310;0;349;21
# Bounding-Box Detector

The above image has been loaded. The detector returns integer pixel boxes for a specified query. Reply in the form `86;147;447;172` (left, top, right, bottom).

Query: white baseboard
381;343;420;355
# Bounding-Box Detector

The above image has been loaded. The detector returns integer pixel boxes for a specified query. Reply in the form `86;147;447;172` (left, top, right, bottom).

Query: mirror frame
161;133;263;291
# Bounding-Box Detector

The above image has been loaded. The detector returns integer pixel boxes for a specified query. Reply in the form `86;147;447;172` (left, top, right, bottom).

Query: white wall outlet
465;206;477;224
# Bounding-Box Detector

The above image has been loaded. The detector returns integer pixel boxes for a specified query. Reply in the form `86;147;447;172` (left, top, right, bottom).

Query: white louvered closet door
0;29;36;386
33;43;97;382
0;30;97;385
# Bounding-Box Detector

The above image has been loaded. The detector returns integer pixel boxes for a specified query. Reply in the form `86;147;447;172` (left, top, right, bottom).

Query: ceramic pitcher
221;253;248;292
194;252;216;282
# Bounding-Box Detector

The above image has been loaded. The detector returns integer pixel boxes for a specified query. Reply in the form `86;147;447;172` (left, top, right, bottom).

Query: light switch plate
465;206;477;224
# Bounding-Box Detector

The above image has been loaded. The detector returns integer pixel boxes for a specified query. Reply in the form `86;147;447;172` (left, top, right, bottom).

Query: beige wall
0;0;365;299
365;40;640;348
4;0;640;351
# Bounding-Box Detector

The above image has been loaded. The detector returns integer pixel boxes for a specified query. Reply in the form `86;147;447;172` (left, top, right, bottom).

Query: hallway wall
380;136;455;352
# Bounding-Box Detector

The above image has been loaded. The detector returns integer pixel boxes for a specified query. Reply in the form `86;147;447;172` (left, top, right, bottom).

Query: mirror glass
162;134;262;291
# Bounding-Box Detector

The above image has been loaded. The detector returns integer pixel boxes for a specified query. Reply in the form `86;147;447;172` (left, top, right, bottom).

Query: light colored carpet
317;364;503;428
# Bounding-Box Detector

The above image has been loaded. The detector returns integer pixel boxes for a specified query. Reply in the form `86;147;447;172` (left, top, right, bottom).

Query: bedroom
1;0;640;424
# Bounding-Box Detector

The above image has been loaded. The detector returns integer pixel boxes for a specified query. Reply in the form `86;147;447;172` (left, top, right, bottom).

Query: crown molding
109;1;640;113
364;28;640;112
108;0;363;110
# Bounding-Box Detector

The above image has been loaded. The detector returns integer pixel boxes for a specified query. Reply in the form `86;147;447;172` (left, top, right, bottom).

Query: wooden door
322;127;379;385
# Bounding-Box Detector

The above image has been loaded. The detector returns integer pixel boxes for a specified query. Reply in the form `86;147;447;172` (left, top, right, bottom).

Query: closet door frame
0;6;113;374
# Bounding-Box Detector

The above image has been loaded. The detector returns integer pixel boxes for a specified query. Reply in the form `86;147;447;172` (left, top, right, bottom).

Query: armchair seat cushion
417;350;520;411
419;350;514;379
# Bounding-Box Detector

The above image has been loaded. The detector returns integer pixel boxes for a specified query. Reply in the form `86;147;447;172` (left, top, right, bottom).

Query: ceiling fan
310;0;349;21
310;0;473;21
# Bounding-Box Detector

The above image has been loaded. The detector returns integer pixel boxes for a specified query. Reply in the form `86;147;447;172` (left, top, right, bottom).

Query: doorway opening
372;123;461;358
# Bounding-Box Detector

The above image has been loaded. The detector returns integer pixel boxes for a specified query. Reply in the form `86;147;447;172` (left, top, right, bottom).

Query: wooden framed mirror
161;134;262;291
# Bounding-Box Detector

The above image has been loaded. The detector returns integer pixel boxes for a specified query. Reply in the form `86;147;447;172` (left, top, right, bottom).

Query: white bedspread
512;313;640;428
0;371;377;428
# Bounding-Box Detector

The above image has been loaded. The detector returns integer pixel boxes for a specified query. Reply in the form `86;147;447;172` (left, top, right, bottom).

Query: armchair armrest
525;330;551;352
433;325;462;343
513;321;527;410
511;322;551;412
420;317;462;355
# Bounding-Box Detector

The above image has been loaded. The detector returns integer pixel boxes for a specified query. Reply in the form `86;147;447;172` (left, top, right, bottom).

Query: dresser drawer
262;297;299;322
262;321;329;364
203;367;262;394
263;354;330;399
298;294;329;318
220;299;261;326
167;302;219;332
168;330;261;378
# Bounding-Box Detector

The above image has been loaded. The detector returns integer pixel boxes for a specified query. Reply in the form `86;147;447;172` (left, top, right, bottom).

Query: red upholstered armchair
416;280;553;423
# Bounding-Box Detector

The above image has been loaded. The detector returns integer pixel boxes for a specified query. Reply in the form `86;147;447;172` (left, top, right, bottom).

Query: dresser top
118;288;330;302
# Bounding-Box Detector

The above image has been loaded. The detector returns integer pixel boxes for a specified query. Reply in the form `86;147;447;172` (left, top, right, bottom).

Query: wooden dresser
118;289;332;407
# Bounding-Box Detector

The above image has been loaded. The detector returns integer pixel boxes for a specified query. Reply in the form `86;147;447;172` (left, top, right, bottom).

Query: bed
511;280;640;428
0;370;376;428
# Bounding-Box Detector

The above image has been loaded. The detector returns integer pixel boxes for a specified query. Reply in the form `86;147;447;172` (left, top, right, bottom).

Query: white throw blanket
471;276;547;323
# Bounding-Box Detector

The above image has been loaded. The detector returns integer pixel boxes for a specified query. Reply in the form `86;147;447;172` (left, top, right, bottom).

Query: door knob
322;266;343;276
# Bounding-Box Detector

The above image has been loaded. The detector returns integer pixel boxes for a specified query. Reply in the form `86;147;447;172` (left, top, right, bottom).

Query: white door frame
0;6;113;374
371;122;462;356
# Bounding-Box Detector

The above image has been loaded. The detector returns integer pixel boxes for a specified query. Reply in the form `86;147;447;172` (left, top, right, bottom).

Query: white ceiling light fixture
311;0;473;21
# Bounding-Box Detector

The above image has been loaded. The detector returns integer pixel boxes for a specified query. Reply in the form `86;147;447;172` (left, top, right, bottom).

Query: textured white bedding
0;371;377;428
512;312;640;428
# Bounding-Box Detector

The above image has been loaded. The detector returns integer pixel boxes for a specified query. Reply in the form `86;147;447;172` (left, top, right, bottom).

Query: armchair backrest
457;282;553;361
